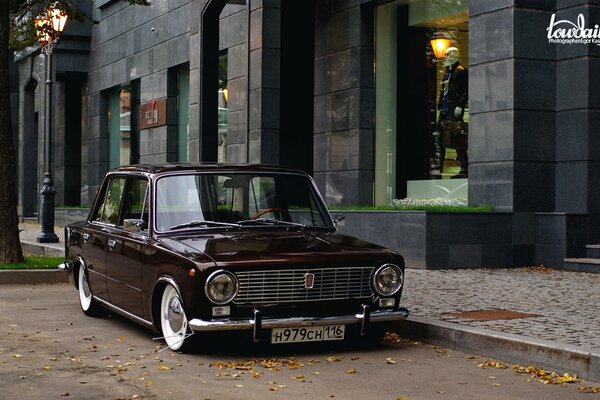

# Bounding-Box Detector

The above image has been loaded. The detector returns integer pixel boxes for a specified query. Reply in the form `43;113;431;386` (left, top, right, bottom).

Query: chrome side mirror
333;215;345;230
124;218;147;232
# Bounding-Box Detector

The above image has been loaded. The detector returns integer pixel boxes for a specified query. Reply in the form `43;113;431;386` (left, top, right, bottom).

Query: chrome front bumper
188;305;409;342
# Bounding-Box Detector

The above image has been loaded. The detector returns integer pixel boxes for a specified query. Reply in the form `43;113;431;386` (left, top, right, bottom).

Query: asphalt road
0;284;598;400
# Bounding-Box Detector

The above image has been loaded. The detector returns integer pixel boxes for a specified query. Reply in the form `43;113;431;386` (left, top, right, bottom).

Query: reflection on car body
61;164;409;352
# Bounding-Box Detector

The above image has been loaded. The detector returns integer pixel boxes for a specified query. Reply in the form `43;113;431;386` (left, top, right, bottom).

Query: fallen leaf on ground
578;386;600;393
479;359;580;386
479;361;507;369
386;358;396;364
345;368;357;374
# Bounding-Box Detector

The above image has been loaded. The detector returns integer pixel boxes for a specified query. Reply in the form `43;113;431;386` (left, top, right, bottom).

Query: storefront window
218;51;228;163
375;0;468;205
108;85;139;168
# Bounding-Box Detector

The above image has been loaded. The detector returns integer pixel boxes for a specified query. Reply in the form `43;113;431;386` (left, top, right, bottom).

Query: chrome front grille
234;267;375;305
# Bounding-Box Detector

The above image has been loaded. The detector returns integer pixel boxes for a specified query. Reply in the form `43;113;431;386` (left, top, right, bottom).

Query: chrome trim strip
188;307;409;332
94;296;155;329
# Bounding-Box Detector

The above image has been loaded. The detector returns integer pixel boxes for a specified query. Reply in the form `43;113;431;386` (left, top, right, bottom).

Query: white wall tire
78;266;103;317
160;284;192;352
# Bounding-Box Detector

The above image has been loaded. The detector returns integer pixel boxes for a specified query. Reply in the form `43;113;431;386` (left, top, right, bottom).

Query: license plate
271;325;345;344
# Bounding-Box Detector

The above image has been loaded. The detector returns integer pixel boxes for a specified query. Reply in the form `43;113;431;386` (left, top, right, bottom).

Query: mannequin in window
431;46;468;178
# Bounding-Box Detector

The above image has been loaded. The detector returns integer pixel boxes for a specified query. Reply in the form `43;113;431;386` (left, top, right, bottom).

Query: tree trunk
0;1;24;264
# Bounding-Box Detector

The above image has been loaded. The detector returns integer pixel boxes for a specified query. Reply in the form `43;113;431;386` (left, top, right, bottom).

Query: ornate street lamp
34;6;68;243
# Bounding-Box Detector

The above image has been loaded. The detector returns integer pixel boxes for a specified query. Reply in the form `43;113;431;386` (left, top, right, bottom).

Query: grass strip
0;256;64;270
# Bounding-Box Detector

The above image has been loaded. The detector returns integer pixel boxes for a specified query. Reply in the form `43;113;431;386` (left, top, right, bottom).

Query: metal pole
37;42;58;243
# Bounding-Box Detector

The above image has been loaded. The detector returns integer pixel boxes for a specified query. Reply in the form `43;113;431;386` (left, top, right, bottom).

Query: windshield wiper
236;218;306;229
170;220;241;230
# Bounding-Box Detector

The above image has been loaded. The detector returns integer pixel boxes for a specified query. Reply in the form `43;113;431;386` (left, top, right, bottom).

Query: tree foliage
9;0;149;50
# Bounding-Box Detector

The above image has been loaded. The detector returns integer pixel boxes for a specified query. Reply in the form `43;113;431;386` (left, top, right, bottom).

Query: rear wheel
160;284;193;352
78;266;104;317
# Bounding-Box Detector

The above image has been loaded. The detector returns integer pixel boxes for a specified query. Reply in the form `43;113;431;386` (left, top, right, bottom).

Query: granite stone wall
313;0;375;206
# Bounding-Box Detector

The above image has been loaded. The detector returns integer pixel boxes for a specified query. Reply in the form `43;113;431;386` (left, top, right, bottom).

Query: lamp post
34;7;68;243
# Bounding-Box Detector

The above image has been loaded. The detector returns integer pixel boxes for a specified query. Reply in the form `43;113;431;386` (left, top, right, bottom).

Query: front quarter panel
142;238;216;328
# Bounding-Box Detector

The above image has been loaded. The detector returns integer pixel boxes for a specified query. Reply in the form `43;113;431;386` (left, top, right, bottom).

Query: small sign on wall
140;98;167;129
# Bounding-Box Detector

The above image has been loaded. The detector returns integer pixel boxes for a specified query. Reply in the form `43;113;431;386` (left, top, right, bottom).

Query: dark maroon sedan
61;164;408;351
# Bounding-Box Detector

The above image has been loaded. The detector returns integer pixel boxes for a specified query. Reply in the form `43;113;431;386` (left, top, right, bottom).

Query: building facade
14;0;600;268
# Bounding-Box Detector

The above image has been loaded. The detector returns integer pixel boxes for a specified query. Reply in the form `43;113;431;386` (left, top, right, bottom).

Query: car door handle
107;239;116;250
82;233;90;243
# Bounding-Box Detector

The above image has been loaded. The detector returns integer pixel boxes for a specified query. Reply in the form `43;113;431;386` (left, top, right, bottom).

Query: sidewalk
19;222;64;257
397;268;600;382
12;221;600;381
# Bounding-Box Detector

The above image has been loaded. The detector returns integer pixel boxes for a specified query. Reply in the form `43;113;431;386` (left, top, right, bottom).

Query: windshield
155;173;332;232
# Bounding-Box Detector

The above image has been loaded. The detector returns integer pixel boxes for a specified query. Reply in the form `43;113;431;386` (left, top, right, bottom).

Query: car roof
111;163;310;176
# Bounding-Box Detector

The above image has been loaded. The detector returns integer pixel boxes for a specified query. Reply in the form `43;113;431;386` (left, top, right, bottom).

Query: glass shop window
218;50;228;163
108;84;139;168
375;0;469;206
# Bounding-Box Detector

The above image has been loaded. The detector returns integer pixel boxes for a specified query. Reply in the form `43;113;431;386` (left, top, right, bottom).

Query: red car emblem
304;273;315;289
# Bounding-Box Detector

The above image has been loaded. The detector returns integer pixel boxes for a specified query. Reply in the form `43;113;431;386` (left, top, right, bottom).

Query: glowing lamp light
34;6;68;47
34;15;51;46
49;8;68;34
430;31;452;60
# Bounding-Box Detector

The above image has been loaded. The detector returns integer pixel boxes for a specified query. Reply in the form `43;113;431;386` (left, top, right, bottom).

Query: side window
120;177;149;230
93;177;126;225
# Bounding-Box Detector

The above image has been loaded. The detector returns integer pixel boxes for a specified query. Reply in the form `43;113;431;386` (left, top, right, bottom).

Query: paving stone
403;268;600;350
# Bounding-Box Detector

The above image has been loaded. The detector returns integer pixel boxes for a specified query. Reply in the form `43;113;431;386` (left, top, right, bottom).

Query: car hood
158;230;397;268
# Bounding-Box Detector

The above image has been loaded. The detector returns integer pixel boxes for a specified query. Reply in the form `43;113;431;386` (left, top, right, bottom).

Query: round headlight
204;270;238;305
372;264;403;296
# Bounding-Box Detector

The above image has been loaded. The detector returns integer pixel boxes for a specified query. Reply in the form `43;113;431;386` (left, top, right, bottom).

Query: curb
0;270;70;285
392;316;600;382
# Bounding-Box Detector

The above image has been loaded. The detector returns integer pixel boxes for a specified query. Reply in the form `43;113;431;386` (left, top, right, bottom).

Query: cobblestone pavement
403;267;600;350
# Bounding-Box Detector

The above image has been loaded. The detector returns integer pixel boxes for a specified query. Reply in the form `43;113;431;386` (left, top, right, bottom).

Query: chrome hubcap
82;273;91;298
167;296;184;333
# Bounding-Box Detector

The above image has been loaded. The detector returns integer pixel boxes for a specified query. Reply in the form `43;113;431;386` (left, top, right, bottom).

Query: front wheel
78;266;104;317
160;284;193;352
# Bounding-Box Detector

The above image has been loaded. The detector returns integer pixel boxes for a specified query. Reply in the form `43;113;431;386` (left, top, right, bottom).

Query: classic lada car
61;164;409;352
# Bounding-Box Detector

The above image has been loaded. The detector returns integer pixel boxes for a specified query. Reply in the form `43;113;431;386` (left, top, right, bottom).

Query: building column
468;0;556;213
313;1;375;206
247;1;281;165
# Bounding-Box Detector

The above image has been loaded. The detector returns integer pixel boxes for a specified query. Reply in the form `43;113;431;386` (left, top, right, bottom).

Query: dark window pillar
63;75;82;206
199;0;229;162
20;78;39;217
